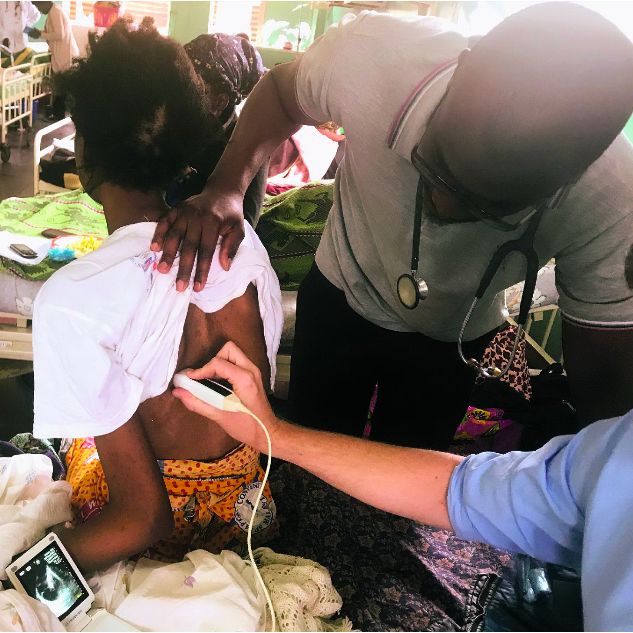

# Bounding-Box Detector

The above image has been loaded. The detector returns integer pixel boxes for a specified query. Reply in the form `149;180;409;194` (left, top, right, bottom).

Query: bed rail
33;117;75;195
30;53;52;104
1;63;33;160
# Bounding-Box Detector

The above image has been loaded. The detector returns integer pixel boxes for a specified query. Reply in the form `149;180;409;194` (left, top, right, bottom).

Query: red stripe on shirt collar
387;58;458;149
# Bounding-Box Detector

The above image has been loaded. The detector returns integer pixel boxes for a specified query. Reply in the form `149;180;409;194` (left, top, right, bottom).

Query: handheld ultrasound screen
14;541;89;620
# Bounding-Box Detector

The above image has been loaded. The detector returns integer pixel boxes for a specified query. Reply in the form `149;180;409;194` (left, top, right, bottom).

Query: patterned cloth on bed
1;48;36;68
0;185;336;287
0;190;107;281
267;462;513;632
258;182;333;291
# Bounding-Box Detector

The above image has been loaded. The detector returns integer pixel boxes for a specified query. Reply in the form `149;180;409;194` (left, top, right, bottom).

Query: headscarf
184;33;264;112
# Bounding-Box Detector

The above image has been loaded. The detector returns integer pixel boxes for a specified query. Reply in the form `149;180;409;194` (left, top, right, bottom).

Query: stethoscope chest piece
397;273;428;310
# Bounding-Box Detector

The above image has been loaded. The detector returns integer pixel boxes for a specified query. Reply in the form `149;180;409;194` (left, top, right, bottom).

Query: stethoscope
4;2;22;18
397;178;573;379
457;206;544;379
393;62;576;378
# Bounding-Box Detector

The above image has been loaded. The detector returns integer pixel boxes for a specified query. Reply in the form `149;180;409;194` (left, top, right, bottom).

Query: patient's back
137;284;269;461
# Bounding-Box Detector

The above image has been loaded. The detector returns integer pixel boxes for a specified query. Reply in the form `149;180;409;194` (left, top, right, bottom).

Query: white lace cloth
0;590;65;632
255;548;354;632
0;455;71;630
89;548;354;632
0;455;353;632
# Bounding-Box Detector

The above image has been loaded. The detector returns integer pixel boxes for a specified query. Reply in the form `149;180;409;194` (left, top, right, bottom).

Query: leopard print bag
452;326;531;454
474;325;532;401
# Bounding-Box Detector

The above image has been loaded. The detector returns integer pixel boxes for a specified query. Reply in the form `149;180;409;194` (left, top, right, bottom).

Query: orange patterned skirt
65;438;277;562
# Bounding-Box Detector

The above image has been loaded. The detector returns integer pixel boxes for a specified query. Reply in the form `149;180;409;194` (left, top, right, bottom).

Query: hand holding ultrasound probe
173;341;282;455
173;346;280;632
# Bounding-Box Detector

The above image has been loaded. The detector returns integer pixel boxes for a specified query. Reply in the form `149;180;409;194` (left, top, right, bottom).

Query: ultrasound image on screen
16;542;88;620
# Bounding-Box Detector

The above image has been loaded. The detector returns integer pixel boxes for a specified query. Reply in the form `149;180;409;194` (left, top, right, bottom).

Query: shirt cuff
447;455;483;542
557;284;633;330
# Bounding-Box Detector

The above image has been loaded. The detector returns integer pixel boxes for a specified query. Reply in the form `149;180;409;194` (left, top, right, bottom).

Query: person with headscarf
168;33;267;227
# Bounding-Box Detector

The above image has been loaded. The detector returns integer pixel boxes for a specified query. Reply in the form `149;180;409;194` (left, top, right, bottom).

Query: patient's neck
98;184;169;235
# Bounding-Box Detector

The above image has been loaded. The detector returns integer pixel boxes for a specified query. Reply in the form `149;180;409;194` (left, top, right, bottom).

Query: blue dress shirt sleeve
447;412;633;630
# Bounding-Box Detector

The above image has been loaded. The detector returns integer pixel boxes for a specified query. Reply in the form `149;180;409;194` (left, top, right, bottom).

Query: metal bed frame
30;53;52;107
0;61;33;163
33;116;75;196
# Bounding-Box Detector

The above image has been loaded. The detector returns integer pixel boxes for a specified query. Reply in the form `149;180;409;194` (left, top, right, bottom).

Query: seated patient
32;18;282;571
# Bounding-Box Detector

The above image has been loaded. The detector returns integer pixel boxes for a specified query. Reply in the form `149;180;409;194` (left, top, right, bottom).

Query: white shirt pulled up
33;222;282;439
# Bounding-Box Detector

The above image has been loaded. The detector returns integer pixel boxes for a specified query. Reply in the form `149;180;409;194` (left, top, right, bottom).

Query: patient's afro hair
57;17;215;191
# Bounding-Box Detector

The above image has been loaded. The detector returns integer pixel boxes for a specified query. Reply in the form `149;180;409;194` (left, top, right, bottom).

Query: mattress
1;76;31;99
0;270;41;317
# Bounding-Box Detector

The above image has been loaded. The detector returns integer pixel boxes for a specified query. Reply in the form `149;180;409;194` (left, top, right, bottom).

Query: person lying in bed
31;17;282;572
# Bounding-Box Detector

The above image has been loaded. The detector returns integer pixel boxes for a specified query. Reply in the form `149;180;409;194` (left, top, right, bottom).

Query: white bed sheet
0;232;52;266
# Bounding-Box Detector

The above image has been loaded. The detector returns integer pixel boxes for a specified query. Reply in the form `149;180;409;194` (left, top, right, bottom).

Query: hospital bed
30;53;52;108
0;61;33;164
33;116;76;195
0;179;295;398
0;119;76;363
1;159;297;394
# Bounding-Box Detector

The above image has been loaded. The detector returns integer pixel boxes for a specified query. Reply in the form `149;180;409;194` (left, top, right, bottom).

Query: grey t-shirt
295;11;633;341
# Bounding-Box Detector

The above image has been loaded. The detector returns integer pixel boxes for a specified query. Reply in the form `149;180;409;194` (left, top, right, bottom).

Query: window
259;2;317;51
208;1;317;52
67;1;171;33
208;1;266;44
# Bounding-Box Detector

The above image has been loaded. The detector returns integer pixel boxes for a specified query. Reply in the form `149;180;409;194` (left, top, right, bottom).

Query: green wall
165;1;633;140
168;0;314;46
263;1;307;25
168;1;210;44
29;0;60;38
166;2;309;67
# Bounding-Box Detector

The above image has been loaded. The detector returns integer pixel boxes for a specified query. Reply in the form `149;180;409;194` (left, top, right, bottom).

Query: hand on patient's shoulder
151;188;246;293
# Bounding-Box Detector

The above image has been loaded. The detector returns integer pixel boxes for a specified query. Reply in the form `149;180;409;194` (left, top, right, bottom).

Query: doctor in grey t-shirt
153;3;633;449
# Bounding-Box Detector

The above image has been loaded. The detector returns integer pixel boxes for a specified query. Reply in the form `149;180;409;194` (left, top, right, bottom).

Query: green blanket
0;183;334;288
258;182;333;290
0;190;107;281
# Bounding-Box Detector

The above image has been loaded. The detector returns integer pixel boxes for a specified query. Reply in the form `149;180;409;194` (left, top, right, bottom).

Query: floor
0;372;34;441
0;104;57;440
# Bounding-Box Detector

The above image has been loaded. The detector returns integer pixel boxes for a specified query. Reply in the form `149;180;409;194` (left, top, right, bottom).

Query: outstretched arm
276;425;459;530
174;342;460;530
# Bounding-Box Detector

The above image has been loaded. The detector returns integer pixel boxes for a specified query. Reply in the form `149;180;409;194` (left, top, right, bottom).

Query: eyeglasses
411;143;543;232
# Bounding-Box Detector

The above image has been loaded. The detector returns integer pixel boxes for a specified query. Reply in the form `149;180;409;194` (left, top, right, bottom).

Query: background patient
32;17;282;570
